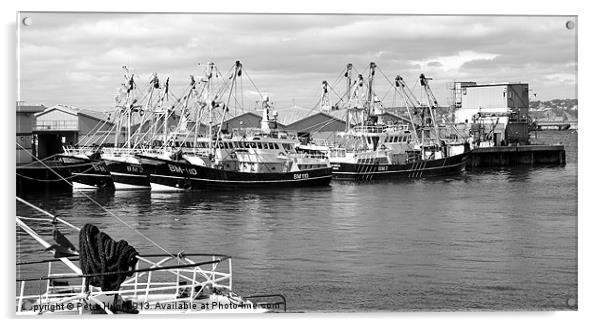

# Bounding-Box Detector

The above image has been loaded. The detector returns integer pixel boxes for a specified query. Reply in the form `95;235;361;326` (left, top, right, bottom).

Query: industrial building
33;105;118;158
16;102;45;164
453;82;530;124
275;106;346;132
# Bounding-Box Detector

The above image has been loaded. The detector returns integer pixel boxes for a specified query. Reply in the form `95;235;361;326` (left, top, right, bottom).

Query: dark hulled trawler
323;63;471;181
137;61;332;191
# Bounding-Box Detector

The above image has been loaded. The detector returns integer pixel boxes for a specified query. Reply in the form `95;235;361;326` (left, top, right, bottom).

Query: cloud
18;13;577;110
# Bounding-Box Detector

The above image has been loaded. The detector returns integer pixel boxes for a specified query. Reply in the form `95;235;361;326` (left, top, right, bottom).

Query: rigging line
76;107;120;148
328;66;347;90
92;107;128;148
303;83;326;111
331;82;351;107
16;153;60;168
16;197;80;231
16;216;55;223
242;67;264;100
16;165;95;182
310;96;323;111
298;114;342;133
16;142;178;260
327;84;346;108
76;114;110;147
130;109;166;149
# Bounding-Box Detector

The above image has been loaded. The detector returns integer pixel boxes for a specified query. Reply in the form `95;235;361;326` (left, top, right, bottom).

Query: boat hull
16;161;72;194
59;155;114;189
104;158;150;190
137;154;332;190
331;151;471;181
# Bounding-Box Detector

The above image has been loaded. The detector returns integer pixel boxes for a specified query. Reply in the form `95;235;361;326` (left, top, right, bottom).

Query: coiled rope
79;223;138;292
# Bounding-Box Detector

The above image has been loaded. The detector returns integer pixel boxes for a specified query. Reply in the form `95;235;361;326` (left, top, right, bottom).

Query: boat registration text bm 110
293;173;310;180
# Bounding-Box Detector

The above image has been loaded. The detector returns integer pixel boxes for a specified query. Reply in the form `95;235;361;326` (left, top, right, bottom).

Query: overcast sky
18;13;577;112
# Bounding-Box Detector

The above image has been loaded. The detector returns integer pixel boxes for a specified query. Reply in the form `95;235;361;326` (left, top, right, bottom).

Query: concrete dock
467;144;566;168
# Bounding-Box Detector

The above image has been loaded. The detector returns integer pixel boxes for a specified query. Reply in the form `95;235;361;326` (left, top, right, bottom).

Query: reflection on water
16;131;577;311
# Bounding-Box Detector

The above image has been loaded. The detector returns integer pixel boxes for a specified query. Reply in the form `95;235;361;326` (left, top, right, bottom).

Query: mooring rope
16;165;95;182
79;223;138;292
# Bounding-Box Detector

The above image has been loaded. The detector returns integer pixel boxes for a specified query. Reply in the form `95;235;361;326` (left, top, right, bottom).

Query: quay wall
467;144;566;168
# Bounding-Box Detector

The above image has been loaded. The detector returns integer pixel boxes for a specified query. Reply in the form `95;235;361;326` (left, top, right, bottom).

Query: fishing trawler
324;63;471;181
97;70;175;190
137;61;332;191
57;151;115;189
65;67;197;190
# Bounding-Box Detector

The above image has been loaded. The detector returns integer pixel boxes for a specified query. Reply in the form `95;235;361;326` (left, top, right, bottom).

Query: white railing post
45;262;52;302
145;271;152;303
17;281;25;312
175;268;180;296
133;262;139;297
228;258;232;290
211;256;216;285
189;269;197;305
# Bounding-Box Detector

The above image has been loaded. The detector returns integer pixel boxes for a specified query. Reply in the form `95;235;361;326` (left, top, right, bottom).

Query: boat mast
320;80;330;112
114;67;132;147
125;72;136;149
367;62;376;116
212;60;242;157
394;75;420;143
162;78;170;146
207;63;215;151
345;63;353;103
419;73;441;145
195;62;215;148
147;74;160;146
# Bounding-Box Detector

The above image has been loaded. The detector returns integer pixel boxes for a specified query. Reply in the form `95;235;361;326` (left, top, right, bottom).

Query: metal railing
351;124;410;134
16;253;238;314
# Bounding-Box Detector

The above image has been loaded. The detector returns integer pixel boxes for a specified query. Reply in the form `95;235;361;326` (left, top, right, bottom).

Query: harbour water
16;130;577;312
